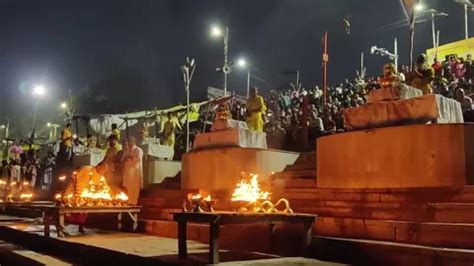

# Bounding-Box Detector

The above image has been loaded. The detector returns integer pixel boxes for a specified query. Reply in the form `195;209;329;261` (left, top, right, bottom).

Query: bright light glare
0;125;5;129
47;122;52;127
237;58;247;68
33;85;45;96
60;102;68;109
414;3;424;12
210;25;222;37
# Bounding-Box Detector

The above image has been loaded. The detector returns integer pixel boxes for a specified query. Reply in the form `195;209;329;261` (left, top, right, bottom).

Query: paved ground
0;240;72;266
0;214;341;265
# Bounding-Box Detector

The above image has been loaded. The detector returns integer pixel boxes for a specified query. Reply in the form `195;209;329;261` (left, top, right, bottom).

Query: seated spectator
456;88;473;113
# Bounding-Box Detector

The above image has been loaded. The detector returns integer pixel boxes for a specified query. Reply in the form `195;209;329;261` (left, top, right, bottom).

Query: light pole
181;57;196;152
211;25;230;96
423;9;448;48
0;117;9;139
47;122;60;140
236;58;251;98
455;0;474;39
370;38;399;71
31;85;45;138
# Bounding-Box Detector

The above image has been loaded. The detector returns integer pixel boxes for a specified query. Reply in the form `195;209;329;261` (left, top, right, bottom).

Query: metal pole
360;52;364;76
394;38;398;73
296;70;300;89
246;69;251;98
186;82;190;152
322;32;328;108
32;98;38;138
465;3;469;39
5;119;9;139
431;12;436;48
223;27;229;96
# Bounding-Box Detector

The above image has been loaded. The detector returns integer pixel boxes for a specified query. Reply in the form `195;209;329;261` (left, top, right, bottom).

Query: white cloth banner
211;119;249;131
73;152;105;168
193;128;267;150
435;94;464;123
141;144;174;159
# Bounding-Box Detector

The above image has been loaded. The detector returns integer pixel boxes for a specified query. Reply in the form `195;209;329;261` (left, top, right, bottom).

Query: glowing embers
0;179;34;202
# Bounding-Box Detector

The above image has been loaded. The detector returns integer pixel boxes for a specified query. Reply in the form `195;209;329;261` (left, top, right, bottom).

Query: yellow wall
427;38;474;62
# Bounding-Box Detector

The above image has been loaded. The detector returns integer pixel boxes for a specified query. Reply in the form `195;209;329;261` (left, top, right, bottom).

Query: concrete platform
144;159;181;187
0;215;336;265
317;124;474;188
181;147;299;190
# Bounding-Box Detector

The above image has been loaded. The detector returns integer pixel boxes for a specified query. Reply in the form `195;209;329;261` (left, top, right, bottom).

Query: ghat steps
138;150;474;264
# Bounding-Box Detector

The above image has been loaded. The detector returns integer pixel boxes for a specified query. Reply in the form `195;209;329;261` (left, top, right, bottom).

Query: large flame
231;174;270;203
57;175;129;207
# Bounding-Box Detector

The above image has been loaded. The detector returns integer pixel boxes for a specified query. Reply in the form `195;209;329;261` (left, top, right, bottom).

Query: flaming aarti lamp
231;173;293;214
203;195;216;212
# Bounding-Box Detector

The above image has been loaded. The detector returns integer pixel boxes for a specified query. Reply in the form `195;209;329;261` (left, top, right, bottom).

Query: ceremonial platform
182;118;299;190
317;123;474;188
181;147;298;190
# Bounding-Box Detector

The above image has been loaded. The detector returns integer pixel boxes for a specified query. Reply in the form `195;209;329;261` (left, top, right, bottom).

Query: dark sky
0;0;472;136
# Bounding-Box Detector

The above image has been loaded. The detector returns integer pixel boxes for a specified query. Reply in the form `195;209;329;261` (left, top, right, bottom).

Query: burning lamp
203;195;216;212
189;193;204;213
231;173;294;214
19;193;33;202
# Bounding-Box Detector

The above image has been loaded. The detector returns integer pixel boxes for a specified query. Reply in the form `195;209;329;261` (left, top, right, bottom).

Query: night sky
0;0;472;136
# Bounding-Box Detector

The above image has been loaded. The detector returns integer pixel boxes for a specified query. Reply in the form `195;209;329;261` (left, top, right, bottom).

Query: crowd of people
0;123;145;205
1;52;473;196
229;53;474;150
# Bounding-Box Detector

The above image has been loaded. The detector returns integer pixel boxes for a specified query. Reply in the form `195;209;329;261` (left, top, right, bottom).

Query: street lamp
180;57;196;152
236;58;252;98
414;3;425;12
454;0;474;39
210;24;230;96
60;102;68;109
31;85;46;138
33;85;45;96
370;38;399;72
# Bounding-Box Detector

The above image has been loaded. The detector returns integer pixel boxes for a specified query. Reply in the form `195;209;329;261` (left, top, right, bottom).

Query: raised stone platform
317;124;474;189
181;147;299;190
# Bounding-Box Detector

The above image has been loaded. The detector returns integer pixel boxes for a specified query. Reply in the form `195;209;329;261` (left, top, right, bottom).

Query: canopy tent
86;96;233;138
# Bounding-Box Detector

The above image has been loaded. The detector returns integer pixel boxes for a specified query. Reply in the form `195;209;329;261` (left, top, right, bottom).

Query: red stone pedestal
317;124;474;188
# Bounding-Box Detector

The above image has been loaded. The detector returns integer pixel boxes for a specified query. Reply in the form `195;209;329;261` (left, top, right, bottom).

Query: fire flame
191;194;202;200
230;173;293;214
231;174;270;203
115;192;129;202
19;193;33;200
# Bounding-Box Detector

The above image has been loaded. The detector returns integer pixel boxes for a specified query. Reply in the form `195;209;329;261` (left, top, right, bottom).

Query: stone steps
294;152;316;164
315;216;474;249
276;186;474;203
270;152;317;188
140;217;474;261
283;162;315;171
0;240;72;266
312;236;474;266
273;169;315;179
